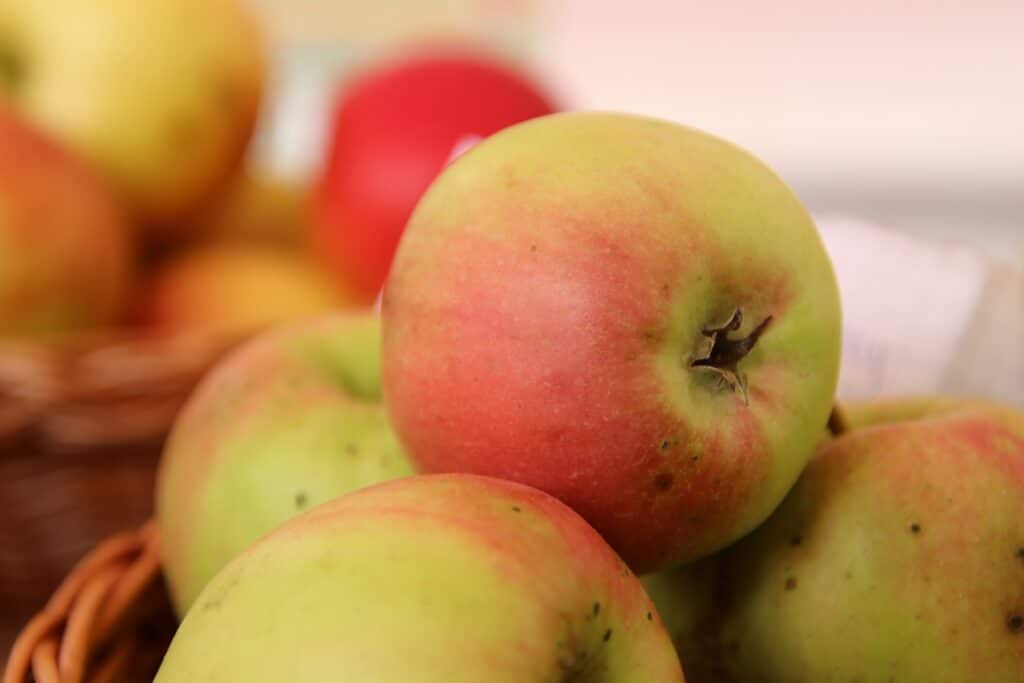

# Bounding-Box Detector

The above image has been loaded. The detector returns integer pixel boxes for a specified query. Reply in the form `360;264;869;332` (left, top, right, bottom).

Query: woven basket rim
3;521;164;683
0;328;244;452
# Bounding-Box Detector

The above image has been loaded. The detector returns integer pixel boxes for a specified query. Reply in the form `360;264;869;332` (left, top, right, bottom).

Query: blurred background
244;0;1024;403
250;0;1023;257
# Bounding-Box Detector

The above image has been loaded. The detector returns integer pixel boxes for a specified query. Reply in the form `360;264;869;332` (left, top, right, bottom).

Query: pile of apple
0;0;555;342
151;109;1024;682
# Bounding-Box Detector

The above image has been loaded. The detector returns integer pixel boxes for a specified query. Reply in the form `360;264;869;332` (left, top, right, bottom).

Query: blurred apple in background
312;48;558;302
0;106;133;339
194;170;308;247
0;0;265;234
141;242;351;338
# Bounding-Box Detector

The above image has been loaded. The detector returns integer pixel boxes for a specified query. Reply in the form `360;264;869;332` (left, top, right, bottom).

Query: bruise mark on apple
909;523;922;535
294;491;309;510
690;307;772;404
790;534;803;547
1017;547;1024;563
784;576;798;591
1008;613;1023;634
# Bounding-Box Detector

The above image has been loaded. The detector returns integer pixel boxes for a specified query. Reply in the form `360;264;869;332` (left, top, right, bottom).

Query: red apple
382;112;842;573
0;105;133;338
312;49;557;302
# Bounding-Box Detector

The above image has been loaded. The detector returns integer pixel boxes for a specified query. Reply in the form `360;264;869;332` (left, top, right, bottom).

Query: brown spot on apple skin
1008;614;1023;633
654;472;675;491
785;577;798;591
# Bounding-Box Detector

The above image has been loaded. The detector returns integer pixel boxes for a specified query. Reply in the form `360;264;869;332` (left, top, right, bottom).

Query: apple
645;404;1024;682
841;394;997;430
155;474;686;682
312;48;557;302
382;112;842;572
157;313;413;614
0;0;265;231
194;170;308;247
0;105;133;338
140;242;353;338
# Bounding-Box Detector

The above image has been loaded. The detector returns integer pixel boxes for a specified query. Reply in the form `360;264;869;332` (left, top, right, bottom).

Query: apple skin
0;0;265;231
645;405;1024;682
154;473;686;682
841;394;998;430
382;112;842;573
157;313;413;615
0;105;133;338
141;242;353;338
312;49;557;302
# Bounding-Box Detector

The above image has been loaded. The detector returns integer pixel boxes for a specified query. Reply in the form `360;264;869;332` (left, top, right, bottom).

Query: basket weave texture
0;331;238;662
3;522;175;683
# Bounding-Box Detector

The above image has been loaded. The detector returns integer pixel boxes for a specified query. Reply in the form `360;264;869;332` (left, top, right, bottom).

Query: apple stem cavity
691;308;772;404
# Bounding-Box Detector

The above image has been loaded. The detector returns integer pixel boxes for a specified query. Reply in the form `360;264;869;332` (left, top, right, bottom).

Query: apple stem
827;405;849;436
690;308;772;404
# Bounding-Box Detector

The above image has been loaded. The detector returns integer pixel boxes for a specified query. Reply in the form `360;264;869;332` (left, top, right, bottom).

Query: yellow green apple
0;0;265;231
156;313;412;614
646;403;1024;682
841;394;998;430
155;474;686;682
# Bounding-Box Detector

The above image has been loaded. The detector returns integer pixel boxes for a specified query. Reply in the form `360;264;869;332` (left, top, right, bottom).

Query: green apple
646;404;1024;682
155;474;686;682
382;111;842;572
0;0;265;231
141;241;353;338
156;313;412;614
0;104;133;338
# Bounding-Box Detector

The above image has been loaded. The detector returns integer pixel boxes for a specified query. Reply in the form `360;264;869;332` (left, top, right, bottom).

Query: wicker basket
0;331;241;660
2;522;174;683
